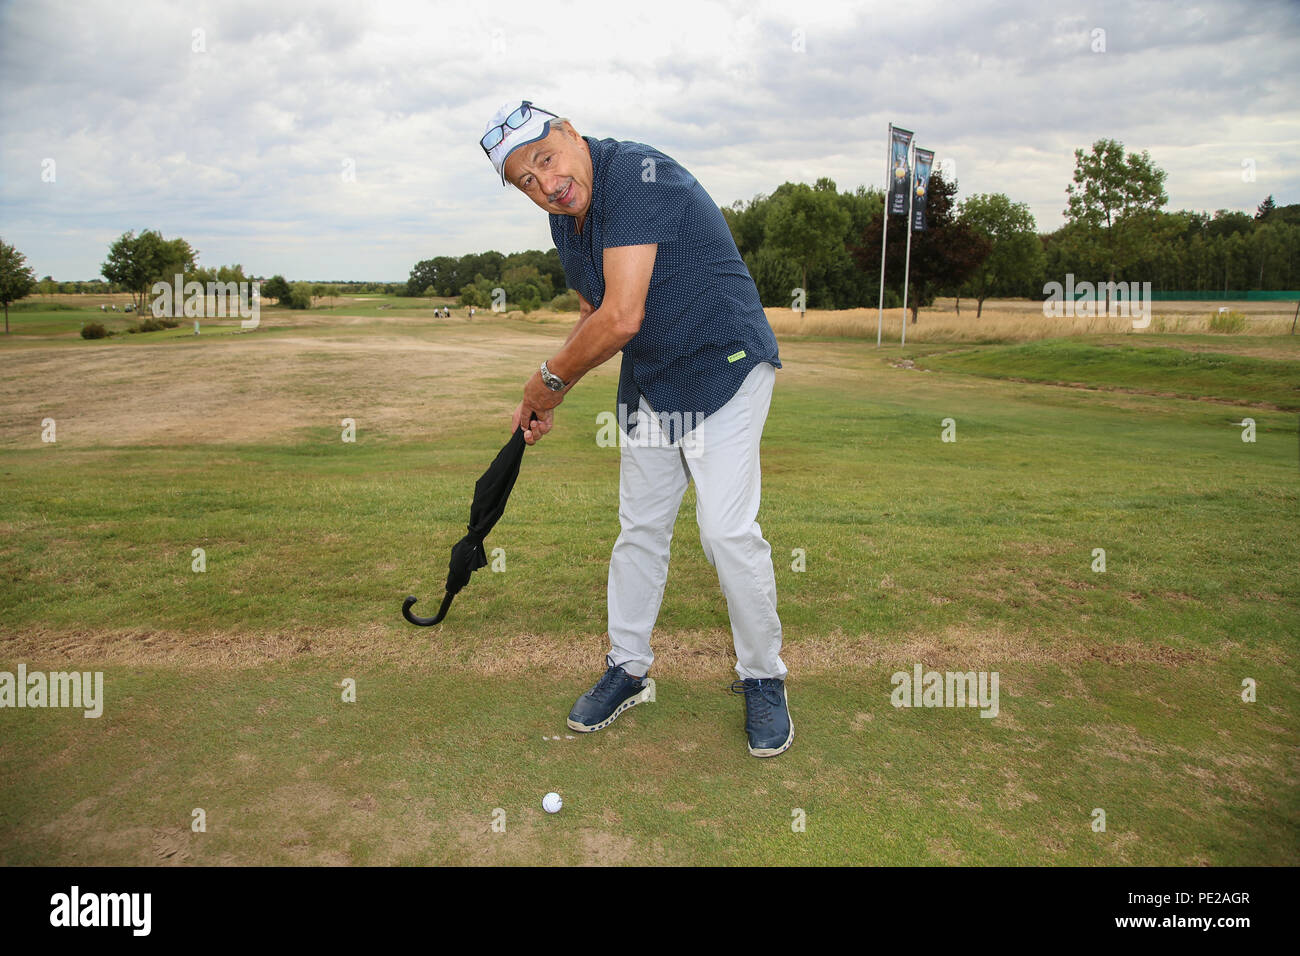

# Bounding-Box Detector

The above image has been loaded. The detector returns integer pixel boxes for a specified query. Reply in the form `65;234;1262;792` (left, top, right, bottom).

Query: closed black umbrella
402;418;533;626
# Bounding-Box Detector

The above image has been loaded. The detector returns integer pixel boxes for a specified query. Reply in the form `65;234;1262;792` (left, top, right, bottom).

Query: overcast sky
2;0;1297;281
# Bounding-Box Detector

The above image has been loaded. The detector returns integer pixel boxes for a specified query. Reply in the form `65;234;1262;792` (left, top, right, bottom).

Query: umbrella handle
402;592;454;626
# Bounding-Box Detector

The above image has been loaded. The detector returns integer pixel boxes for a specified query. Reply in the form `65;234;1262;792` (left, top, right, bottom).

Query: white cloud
1;0;1296;280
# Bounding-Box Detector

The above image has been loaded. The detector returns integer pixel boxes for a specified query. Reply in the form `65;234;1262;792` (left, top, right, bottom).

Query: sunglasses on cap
480;101;559;155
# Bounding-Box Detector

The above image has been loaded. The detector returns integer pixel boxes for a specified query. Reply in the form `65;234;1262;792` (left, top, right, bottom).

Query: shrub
1207;309;1248;333
11;301;79;312
510;291;541;314
549;290;580;312
287;285;313;309
262;275;291;303
458;285;488;309
80;322;110;339
458;276;496;309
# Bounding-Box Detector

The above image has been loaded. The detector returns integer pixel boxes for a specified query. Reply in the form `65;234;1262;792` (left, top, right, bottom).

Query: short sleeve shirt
549;136;781;443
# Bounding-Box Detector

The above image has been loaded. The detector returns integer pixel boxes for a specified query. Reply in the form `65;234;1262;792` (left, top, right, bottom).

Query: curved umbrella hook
402;592;454;627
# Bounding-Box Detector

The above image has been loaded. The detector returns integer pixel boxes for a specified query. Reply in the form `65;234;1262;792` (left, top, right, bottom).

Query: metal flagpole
876;124;892;348
900;139;916;348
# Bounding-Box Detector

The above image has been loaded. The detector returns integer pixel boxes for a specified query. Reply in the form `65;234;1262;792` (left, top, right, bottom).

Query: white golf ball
542;792;563;814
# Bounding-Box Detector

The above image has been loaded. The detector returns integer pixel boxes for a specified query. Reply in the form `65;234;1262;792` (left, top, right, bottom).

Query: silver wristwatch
540;361;566;391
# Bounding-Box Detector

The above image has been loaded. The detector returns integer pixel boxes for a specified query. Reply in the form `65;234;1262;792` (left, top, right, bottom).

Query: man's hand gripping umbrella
400;378;561;627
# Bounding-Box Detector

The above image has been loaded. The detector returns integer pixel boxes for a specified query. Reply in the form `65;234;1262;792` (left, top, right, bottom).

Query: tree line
406;138;1297;321
0;226;410;324
404;248;571;312
26;274;406;299
3;138;1295;334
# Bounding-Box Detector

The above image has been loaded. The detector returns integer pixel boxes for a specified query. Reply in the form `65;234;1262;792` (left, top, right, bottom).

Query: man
481;100;791;757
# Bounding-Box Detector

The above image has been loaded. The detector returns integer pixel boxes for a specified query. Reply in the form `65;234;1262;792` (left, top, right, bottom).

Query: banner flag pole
876;124;892;348
900;138;916;348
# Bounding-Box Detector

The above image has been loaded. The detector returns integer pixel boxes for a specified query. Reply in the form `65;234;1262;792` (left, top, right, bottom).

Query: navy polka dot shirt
549;136;781;443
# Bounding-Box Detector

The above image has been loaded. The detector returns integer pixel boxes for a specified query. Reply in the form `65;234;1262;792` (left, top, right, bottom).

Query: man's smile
551;181;575;207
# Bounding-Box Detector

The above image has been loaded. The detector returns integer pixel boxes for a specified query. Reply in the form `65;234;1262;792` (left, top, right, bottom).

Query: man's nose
542;175;564;200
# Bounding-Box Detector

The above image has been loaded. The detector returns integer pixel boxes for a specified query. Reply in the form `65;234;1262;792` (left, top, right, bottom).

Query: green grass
3;367;1294;643
0;293;566;342
5;301;82;312
0;656;1292;865
0;313;1296;865
917;340;1300;409
2;306;237;340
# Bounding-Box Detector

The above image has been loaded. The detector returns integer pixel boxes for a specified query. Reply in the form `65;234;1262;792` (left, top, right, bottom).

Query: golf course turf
1;297;1296;865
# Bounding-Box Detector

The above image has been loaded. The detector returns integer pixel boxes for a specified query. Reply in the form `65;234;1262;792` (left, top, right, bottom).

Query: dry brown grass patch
766;299;1296;344
1;621;1238;680
0;322;595;448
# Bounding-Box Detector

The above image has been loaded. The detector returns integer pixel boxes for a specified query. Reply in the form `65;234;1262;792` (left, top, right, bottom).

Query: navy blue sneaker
567;657;656;732
730;678;793;757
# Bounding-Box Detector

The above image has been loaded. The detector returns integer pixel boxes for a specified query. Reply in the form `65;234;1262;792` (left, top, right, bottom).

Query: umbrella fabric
403;422;530;626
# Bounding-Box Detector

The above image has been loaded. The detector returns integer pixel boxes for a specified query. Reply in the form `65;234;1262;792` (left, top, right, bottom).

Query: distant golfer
482;100;790;757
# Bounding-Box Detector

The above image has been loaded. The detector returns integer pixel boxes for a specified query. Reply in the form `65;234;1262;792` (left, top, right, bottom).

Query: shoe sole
747;687;794;758
567;678;656;733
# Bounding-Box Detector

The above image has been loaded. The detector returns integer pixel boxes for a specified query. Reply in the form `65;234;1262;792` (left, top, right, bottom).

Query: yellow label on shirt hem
727;350;746;363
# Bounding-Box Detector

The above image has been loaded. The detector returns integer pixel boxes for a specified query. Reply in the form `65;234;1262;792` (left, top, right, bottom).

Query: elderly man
481;100;791;757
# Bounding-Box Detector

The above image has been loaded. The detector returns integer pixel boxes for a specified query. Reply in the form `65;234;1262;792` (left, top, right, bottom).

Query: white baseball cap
481;100;560;186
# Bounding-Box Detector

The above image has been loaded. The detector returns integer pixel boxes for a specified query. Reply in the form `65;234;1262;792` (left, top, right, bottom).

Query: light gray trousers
606;362;786;680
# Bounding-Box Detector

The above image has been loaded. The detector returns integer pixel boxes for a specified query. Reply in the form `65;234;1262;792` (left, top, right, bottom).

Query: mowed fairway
0;299;1297;865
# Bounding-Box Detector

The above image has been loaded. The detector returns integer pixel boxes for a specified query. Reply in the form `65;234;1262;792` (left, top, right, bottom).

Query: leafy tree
1044;201;1300;292
763;179;851;317
1064;139;1168;301
189;264;249;301
462;251;505;288
286;283;313;309
1204;209;1254;240
100;230;197;315
407;257;448;297
723;193;776;258
511;288;542;314
742;246;801;309
1124;211;1191;290
262;275;291;304
503;249;563;296
407;249;564;300
727;183;885;309
0;239;38;334
1250;222;1291;289
821;185;888;309
215;264;247;284
852;169;990;323
1265;203;1300;227
959;193;1045;315
452;267;549;313
502;263;552;309
458;276;494;309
